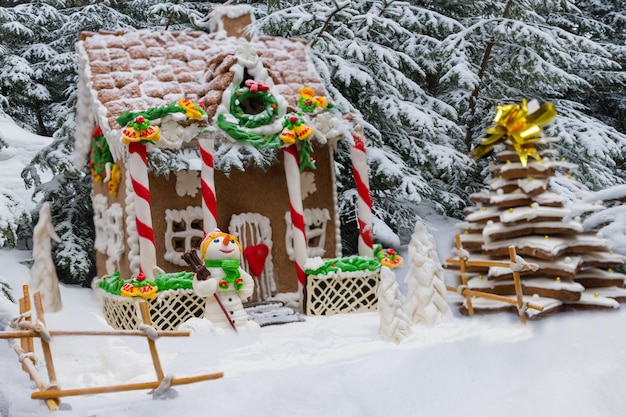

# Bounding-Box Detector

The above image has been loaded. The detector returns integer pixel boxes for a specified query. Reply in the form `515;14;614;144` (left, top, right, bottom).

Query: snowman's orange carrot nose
222;235;230;246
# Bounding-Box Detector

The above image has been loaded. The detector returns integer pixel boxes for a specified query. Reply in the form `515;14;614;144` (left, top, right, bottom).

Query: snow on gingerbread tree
449;99;626;318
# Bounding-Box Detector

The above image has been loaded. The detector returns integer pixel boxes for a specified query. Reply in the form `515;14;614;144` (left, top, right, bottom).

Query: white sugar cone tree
404;221;451;325
30;202;62;312
378;266;412;344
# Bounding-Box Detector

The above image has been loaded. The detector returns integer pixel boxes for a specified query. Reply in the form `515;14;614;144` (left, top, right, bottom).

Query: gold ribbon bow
473;99;556;167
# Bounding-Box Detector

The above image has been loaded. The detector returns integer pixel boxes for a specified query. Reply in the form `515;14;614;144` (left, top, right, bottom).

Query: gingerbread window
164;207;204;266
284;208;330;261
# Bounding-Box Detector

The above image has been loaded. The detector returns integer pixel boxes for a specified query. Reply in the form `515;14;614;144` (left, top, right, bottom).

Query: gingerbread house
74;5;374;304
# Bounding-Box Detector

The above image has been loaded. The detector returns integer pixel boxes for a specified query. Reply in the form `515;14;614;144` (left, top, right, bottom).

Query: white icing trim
105;203;125;274
300;172;317;200
489;158;578;175
482;234;608;256
482;220;583;241
92;194;109;253
228;212;276;300
285;208;331;261
499;205;571;224
93;195;125;274
75;39;125;163
175;170;201;197
488;255;582;278
74;41;97;168
564;290;620;308
328;146;342;258
163;206;204;266
465;294;563;318
124;161;140;275
157;113;207;149
468;276;584;292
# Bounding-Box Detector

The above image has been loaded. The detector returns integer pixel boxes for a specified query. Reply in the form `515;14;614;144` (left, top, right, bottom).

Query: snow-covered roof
74;28;331;165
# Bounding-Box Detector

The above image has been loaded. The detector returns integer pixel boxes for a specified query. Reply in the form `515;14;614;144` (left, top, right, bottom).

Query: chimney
208;5;255;39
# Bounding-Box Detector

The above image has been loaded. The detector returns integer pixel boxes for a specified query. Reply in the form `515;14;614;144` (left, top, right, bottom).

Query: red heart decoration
244;244;269;277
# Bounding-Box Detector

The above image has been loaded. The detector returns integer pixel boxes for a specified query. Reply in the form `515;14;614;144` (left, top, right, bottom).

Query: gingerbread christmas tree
448;100;626;318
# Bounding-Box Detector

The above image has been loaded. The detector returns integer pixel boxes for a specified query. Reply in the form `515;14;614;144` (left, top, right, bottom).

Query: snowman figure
192;230;256;330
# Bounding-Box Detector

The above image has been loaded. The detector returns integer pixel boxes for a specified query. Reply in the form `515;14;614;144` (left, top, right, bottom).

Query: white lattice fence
304;269;381;315
99;289;205;331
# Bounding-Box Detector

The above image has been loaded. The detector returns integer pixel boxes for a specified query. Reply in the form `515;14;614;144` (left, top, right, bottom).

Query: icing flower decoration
279;113;313;144
374;244;404;269
473;99;556;167
177;98;206;120
106;164;121;196
313;96;327;109
120;271;158;299
244;79;270;93
298;86;329;113
299;86;315;98
92;126;103;139
121;115;160;145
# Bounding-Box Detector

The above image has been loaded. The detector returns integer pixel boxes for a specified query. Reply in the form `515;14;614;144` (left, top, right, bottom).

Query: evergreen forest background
0;0;624;286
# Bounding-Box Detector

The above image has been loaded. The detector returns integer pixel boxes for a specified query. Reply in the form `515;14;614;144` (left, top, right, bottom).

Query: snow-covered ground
1;117;626;417
2;243;626;417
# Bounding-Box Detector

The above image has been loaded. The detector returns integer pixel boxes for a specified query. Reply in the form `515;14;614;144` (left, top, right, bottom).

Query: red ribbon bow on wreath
245;79;270;93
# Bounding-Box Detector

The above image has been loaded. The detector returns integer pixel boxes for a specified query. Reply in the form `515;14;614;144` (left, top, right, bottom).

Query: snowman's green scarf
204;259;243;290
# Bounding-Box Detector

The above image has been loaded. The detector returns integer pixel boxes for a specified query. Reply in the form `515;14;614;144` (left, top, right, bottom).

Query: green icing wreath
230;82;279;128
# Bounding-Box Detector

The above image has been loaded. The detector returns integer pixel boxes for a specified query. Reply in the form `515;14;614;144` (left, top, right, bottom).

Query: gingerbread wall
94;142;338;296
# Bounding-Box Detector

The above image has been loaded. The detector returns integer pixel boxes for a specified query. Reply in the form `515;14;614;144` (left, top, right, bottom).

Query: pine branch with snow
23;124;95;286
404;221;451;326
0;276;14;304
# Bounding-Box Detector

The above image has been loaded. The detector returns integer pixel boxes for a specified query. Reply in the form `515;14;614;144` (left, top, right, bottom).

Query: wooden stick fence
0;285;223;410
446;234;543;324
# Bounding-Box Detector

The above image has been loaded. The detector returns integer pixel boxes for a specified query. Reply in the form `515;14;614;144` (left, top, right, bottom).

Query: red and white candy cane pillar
283;144;308;287
199;137;218;233
350;131;374;257
128;142;158;279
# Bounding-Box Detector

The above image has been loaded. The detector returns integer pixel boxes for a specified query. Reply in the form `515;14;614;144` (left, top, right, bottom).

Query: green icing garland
305;256;381;276
216;111;317;172
98;270;195;296
90;126;113;182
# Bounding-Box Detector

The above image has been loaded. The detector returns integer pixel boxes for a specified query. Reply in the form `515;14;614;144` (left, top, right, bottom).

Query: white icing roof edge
75;40;124;166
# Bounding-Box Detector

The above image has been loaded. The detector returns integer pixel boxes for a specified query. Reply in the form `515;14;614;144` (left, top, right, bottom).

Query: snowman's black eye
213;238;220;243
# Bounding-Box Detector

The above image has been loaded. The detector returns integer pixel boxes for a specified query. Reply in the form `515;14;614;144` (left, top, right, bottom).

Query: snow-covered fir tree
256;0;626;241
22;119;95;286
560;0;626;136
257;1;471;240
437;0;626;190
